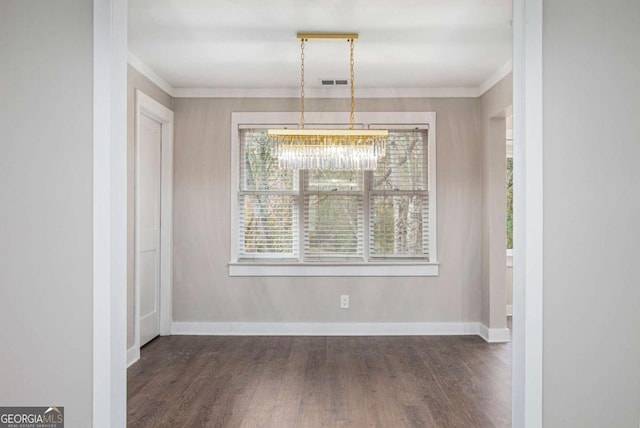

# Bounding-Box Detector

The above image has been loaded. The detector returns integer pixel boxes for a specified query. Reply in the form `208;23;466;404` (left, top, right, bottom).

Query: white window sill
228;262;439;277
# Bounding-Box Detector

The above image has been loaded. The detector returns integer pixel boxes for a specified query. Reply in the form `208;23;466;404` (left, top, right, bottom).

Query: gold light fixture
268;32;388;170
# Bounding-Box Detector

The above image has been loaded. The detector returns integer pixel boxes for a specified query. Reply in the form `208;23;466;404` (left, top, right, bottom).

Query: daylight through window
237;128;431;262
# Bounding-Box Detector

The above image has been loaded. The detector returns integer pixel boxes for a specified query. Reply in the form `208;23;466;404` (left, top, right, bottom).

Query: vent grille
320;79;349;86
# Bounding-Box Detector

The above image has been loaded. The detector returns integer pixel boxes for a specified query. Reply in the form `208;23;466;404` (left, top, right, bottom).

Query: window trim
230;111;438;276
228;261;439;277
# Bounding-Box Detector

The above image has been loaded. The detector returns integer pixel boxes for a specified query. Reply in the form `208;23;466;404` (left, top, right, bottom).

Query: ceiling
128;0;512;94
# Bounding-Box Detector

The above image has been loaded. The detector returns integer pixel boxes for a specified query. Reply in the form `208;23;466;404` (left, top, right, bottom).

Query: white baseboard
172;321;485;337
478;323;511;343
507;305;513;316
127;345;140;368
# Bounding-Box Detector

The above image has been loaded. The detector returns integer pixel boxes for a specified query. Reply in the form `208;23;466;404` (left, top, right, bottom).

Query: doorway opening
130;90;174;365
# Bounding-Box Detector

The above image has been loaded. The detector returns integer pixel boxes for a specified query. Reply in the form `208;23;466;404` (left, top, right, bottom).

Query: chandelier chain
349;38;355;130
300;38;305;129
267;33;388;171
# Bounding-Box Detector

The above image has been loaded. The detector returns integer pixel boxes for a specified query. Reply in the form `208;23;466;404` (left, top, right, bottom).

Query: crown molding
477;59;513;96
127;51;175;97
127;51;512;99
172;86;480;98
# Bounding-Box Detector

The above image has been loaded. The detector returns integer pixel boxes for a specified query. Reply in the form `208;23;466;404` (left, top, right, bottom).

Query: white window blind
238;129;297;258
304;170;363;259
236;126;431;263
370;130;429;258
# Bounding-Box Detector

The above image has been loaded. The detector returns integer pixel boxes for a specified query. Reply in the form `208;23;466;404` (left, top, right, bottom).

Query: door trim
134;90;174;356
513;0;544;426
94;0;127;425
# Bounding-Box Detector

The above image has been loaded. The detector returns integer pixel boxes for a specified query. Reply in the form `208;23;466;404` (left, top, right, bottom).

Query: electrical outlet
340;295;349;309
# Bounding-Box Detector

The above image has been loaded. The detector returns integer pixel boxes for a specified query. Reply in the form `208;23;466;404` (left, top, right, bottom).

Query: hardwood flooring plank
376;337;438;427
412;336;506;427
266;337;310;427
239;337;294;427
128;335;511;428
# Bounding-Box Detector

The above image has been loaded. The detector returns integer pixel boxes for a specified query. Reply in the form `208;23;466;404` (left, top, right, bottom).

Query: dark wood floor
128;335;511;427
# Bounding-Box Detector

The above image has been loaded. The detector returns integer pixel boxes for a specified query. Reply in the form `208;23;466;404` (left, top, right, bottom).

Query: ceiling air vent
320;79;349;86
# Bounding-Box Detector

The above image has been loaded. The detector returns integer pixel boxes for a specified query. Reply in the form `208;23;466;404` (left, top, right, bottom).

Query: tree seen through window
238;129;429;260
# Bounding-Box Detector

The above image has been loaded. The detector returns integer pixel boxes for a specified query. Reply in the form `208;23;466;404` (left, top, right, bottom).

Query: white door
137;113;162;346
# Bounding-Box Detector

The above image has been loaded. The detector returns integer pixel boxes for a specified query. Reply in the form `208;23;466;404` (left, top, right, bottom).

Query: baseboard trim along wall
171;322;511;343
127;346;140;368
478;323;512;343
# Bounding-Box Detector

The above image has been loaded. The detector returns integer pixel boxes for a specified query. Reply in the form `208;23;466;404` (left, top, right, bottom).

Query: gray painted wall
172;97;484;323
127;66;172;348
0;1;93;426
543;0;640;426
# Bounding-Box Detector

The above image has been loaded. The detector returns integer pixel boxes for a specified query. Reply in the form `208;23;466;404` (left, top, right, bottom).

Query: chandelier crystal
268;33;388;171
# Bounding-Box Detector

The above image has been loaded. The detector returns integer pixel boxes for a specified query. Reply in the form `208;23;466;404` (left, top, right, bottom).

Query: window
230;112;438;276
370;131;429;258
238;130;298;258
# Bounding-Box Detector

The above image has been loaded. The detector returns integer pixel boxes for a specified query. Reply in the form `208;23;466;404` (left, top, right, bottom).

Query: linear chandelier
268;32;388;170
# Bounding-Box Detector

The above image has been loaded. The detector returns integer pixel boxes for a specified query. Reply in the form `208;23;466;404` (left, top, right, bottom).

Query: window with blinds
237;128;430;262
370;130;429;258
238;129;298;258
305;170;364;259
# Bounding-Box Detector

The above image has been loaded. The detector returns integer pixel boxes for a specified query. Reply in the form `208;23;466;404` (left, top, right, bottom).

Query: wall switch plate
340;295;349;309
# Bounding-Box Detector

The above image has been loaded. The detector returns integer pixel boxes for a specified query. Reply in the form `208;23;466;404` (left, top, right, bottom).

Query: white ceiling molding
127;51;175;97
128;52;512;99
476;59;513;96
172;86;480;99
